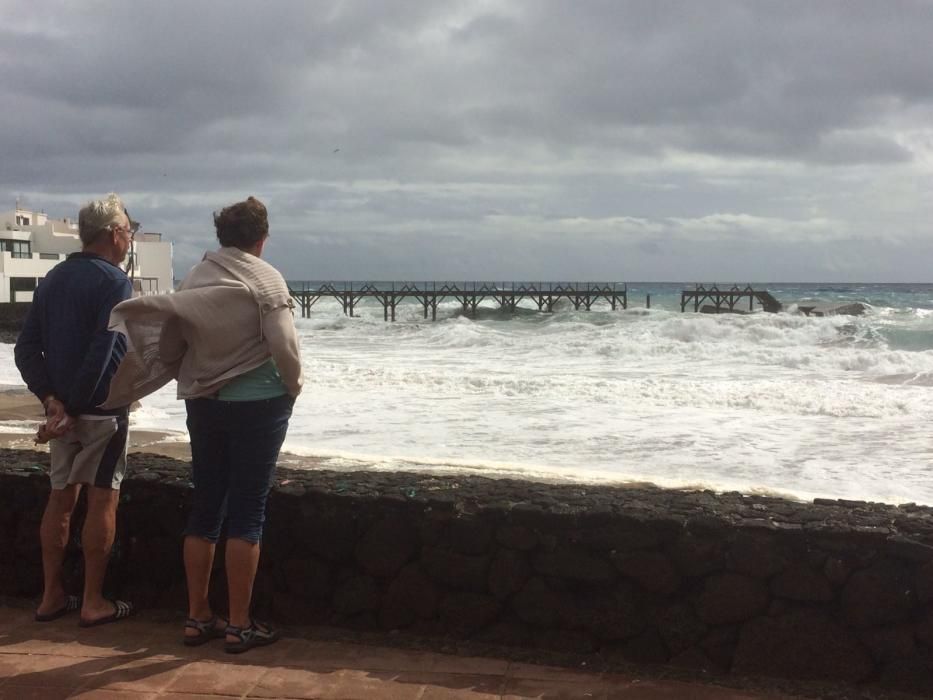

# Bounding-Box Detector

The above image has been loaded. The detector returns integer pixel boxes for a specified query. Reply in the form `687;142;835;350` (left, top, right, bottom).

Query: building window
132;277;159;294
10;277;37;302
0;239;32;258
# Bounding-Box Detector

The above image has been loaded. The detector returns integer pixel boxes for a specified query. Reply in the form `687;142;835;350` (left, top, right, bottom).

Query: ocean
3;282;932;505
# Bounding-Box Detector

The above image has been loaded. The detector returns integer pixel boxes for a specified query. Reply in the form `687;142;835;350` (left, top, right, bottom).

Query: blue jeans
184;394;293;544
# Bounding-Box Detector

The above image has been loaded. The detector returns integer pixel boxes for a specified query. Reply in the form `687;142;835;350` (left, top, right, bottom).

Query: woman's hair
213;196;268;249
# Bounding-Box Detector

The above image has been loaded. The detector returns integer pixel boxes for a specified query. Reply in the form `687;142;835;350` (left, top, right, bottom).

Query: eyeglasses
115;209;140;241
112;223;135;242
124;208;140;236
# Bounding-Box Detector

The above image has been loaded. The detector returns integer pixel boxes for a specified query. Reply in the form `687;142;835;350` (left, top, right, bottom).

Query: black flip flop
35;595;81;622
78;600;135;628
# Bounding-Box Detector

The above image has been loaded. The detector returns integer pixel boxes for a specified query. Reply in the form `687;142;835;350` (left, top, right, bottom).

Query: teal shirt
217;359;288;401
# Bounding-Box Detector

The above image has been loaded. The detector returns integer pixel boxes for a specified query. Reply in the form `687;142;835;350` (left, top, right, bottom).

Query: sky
2;0;933;283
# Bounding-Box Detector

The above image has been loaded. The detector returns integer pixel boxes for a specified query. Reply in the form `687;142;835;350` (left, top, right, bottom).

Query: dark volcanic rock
355;515;418;577
861;624;916;664
611;550;680;596
294;504;358;563
333;575;380;615
880;655;933;696
726;532;788;578
512;577;564;627
669;648;716;673
422;547;489;592
604;627;669;664
448;517;494;555
823;556;855;586
916;559;933;603
487;549;530;599
495;524;538;551
696;573;769;625
886;534;933;564
5;448;933;694
571;521;661;552
670;533;725;578
700;625;739;670
281;557;333;598
438;592;500;636
571;584;648;641
733;612;874;682
657;603;707;656
770;564;834;602
380;564;437;630
534;547;615;584
842;565;914;628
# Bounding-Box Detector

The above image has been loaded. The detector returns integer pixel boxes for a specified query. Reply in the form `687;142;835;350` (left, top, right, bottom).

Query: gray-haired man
15;193;136;626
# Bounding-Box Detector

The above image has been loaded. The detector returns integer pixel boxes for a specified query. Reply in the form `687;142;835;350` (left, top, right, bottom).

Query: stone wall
2;447;932;694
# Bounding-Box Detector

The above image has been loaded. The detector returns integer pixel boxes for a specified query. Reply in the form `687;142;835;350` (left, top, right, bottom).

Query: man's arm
62;277;133;416
14;294;55;404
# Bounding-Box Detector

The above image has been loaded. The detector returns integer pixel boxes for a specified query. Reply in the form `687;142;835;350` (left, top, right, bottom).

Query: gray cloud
2;0;932;281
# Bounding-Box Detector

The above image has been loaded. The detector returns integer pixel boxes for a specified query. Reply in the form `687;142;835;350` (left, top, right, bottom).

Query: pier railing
287;281;628;320
680;284;782;313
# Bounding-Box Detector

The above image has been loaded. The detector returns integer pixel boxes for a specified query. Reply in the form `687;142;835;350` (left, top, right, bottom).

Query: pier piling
287;282;627;321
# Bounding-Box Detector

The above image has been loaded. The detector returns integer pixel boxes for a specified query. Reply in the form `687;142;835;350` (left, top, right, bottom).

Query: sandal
224;619;281;654
183;614;229;647
35;595;81;622
78;599;135;628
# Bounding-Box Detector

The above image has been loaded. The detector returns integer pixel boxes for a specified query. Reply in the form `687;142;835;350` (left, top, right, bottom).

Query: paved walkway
0;605;796;699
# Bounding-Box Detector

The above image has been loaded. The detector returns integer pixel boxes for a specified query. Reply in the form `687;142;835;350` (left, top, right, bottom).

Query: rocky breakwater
2;447;933;695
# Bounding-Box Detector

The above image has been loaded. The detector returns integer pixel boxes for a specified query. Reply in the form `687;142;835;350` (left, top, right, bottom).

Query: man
14;193;136;627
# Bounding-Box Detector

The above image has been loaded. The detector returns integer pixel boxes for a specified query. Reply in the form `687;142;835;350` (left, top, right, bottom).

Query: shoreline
1;385;926;507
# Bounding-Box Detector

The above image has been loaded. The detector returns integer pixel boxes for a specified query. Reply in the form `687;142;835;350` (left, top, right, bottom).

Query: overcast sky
3;1;933;282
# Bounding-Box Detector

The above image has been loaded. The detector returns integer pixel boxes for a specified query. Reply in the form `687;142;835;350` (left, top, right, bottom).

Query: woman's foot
224;619;280;654
183;614;229;646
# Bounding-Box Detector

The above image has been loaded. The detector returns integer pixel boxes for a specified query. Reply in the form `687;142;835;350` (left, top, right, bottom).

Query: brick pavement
0;605;797;699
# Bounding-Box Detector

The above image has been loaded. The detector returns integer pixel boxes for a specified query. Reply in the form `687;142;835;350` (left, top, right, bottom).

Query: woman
105;197;302;653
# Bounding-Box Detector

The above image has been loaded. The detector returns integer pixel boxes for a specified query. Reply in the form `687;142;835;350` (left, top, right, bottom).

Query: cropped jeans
184;394;294;544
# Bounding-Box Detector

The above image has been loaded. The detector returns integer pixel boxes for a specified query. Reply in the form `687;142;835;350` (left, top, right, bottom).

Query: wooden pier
288;282;627;321
680;284;782;313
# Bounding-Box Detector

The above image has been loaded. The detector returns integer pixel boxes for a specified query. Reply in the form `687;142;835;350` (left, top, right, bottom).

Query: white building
0;203;173;302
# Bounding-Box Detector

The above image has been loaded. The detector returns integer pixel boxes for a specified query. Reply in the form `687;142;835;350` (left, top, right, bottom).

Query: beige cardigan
102;247;303;408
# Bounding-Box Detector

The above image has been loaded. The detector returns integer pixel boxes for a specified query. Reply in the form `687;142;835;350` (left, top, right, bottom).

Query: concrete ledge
2;448;932;695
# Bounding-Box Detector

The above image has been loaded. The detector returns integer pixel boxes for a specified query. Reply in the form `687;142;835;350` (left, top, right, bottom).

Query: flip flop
78;600;135;628
35;595;81;622
183;615;229;647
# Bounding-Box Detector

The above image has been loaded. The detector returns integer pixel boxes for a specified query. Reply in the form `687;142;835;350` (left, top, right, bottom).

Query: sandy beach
0;386;332;469
0;385;193;460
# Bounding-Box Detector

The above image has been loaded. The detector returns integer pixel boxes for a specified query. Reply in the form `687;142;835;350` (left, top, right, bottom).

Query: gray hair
78;193;128;245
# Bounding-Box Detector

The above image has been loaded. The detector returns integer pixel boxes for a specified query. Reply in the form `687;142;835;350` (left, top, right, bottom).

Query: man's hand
36;397;74;443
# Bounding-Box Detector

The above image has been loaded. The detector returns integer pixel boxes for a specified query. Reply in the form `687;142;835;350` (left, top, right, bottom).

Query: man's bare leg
79;486;119;622
36;484;82;616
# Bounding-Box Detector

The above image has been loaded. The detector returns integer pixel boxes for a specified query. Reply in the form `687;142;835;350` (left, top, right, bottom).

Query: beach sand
0;385;192;460
0;386;332;468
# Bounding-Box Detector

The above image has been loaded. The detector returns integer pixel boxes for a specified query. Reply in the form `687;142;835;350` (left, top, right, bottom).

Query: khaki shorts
49;413;129;490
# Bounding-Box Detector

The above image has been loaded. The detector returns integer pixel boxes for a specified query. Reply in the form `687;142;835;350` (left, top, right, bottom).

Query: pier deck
288;282;627;320
680;284;782;313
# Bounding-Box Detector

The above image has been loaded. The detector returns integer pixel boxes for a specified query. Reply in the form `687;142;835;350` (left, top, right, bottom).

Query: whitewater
2;283;932;505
